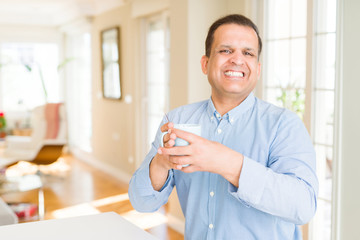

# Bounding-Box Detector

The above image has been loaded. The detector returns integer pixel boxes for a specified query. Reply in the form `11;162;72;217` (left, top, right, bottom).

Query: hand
149;122;176;191
158;128;244;187
151;122;177;171
160;122;176;148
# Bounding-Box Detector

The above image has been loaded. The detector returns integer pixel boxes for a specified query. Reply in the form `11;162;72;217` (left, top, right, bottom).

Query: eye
219;49;232;54
244;51;254;56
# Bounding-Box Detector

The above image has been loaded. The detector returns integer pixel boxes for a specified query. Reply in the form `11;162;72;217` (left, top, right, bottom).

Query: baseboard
167;213;185;235
70;148;132;184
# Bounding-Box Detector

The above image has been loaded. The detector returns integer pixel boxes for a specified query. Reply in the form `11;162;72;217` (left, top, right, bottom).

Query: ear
200;55;209;75
257;62;261;79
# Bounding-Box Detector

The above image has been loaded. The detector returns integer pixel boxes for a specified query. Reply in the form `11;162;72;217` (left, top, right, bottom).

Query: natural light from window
144;14;170;152
264;0;337;239
0;43;60;112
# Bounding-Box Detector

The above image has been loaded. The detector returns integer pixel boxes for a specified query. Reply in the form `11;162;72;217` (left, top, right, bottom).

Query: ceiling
0;0;126;27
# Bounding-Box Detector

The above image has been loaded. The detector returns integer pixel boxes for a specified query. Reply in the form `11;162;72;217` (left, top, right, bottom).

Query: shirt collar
207;92;256;125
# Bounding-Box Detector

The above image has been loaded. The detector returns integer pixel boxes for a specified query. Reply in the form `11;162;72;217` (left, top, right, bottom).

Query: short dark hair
205;14;262;58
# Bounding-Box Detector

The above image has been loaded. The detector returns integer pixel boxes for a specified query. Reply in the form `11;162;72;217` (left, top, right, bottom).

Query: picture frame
101;27;122;100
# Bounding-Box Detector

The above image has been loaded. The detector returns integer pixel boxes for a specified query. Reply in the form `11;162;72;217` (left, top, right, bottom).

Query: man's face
201;24;261;103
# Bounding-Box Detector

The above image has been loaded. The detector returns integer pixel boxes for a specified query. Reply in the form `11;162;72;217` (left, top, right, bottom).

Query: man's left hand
158;128;244;187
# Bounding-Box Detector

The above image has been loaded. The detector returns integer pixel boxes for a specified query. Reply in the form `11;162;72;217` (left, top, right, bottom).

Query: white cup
160;124;201;167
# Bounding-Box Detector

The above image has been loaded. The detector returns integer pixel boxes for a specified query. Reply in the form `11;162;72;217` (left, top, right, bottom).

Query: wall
0;25;61;43
338;0;360;238
91;3;136;179
168;0;189;109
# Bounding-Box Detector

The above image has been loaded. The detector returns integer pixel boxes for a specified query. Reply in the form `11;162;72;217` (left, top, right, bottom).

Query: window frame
254;0;339;239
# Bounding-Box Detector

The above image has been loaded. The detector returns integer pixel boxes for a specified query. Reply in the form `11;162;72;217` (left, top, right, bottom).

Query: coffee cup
160;124;201;167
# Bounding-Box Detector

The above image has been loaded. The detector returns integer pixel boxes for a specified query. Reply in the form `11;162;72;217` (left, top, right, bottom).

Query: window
0;43;60;112
264;0;307;118
142;13;170;152
311;0;336;239
65;33;92;152
0;43;60;129
263;0;337;239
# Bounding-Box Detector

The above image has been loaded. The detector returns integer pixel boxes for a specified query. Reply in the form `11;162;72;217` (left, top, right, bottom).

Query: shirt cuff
159;169;173;192
229;156;268;206
136;158;174;198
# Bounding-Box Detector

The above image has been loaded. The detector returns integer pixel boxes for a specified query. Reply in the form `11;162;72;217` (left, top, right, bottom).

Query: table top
0;212;159;240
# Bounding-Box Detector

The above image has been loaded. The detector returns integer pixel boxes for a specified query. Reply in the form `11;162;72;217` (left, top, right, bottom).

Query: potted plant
0;112;7;138
276;84;305;119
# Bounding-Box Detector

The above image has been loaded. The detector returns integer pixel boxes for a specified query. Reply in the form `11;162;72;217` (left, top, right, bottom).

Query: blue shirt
129;93;318;240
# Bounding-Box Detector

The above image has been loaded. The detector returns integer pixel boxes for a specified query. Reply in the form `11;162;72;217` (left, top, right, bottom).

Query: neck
211;94;249;116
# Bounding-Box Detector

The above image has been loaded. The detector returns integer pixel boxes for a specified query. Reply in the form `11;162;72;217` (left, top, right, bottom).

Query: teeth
224;71;244;77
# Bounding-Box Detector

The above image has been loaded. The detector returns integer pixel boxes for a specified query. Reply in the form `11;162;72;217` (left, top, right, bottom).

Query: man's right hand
149;122;176;191
160;122;176;148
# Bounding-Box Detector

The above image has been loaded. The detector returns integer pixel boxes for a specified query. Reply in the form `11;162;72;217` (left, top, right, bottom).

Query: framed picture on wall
101;27;122;100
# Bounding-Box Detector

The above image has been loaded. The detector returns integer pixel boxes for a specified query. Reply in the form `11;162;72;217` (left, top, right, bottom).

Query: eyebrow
217;45;257;52
219;44;231;48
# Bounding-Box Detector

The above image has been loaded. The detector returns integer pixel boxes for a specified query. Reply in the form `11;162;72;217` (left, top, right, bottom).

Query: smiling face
201;23;261;105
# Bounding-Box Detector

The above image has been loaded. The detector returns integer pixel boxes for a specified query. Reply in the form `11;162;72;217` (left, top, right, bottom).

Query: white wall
187;0;226;103
337;0;360;239
0;25;60;43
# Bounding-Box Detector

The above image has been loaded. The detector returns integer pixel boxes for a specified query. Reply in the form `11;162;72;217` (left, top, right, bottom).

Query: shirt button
216;113;220;118
210;116;214;120
230;118;234;123
210;191;214;197
217;128;222;134
209;224;214;229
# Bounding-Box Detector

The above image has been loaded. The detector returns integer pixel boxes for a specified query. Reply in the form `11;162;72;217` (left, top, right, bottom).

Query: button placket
207;174;218;239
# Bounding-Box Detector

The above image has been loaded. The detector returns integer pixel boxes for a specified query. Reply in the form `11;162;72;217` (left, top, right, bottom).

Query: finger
173;164;183;170
169;155;191;167
171;128;200;144
164;139;175;147
160;122;174;132
164;132;176;143
160;145;192;156
181;165;198;173
163;133;176;147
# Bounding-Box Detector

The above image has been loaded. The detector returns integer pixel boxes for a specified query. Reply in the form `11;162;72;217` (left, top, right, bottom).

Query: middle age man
129;14;318;240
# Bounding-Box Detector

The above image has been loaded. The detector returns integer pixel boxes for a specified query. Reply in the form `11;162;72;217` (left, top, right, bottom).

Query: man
129;14;318;239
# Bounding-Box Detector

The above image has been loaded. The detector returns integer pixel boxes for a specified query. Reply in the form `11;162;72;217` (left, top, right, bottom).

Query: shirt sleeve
128;120;175;213
229;111;319;225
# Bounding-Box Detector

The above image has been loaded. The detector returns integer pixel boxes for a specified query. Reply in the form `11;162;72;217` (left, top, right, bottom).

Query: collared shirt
129;93;318;240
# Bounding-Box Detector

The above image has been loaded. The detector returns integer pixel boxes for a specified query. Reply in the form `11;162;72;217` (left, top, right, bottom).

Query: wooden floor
1;154;184;240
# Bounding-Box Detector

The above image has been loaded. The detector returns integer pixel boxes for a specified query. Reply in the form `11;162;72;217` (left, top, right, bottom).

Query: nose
230;52;244;66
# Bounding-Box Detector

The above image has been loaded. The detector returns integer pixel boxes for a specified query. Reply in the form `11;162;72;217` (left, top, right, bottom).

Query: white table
0;212;159;240
0;174;44;220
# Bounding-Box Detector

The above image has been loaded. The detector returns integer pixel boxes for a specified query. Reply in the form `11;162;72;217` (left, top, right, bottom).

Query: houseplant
277;84;305;119
0;112;7;138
